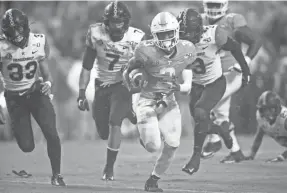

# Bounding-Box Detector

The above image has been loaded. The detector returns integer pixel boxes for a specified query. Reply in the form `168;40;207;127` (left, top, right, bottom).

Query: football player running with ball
245;91;287;163
123;12;196;192
201;0;262;163
77;1;145;180
177;9;251;176
0;9;65;186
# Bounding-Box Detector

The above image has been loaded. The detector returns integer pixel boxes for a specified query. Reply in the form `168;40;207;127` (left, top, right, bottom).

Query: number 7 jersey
0;33;48;91
86;23;145;84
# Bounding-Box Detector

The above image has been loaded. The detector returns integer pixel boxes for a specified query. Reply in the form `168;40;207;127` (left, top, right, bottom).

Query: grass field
1;136;287;193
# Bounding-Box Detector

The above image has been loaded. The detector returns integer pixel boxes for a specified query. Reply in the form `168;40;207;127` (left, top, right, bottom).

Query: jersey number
106;53;120;70
7;61;38;81
192;58;206;74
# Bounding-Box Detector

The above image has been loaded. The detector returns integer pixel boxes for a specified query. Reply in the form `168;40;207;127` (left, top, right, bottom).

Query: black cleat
182;154;200;176
201;140;222;159
102;165;114;181
220;150;245;163
144;175;163;192
51;174;66;186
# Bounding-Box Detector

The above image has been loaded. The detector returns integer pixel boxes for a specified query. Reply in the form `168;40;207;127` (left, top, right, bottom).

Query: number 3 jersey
86;23;145;85
133;40;196;98
0;33;48;91
192;25;222;85
257;106;287;146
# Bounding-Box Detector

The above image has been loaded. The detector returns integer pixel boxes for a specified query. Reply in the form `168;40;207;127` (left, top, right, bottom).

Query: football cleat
144;175;163;192
182;154;200;176
51;174;66;186
201;140;222;159
220;150;245;163
12;170;32;178
102;165;114;181
266;155;285;163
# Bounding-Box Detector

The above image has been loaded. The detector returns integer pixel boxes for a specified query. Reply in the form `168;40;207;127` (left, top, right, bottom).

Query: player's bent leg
102;84;132;181
145;98;180;192
213;70;245;163
183;75;227;175
137;104;161;153
5;93;35;152
92;82;110;140
29;94;65;186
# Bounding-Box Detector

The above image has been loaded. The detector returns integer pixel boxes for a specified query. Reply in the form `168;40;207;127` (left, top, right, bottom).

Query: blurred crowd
1;1;287;141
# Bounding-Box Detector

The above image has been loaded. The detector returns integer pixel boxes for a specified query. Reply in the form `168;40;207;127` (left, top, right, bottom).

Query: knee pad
145;141;161;153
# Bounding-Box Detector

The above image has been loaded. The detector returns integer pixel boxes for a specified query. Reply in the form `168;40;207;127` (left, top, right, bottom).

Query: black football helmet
257;91;282;124
177;8;203;44
1;9;30;49
103;1;131;42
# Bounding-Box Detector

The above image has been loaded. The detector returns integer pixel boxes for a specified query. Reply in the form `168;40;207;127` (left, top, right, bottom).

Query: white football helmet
150;12;179;50
203;0;228;20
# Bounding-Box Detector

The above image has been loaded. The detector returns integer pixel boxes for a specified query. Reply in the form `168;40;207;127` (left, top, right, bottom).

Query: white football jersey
257;106;287;145
192;25;222;85
86;23;145;85
0;33;47;91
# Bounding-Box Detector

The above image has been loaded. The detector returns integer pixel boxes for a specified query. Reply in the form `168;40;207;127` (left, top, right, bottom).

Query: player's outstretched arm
215;26;251;86
39;36;53;95
245;124;265;160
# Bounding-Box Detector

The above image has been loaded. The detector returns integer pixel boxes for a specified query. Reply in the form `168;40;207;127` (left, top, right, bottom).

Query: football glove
77;89;89;111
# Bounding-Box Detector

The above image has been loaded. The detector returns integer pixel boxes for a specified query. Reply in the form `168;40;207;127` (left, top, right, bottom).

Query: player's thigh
136;99;161;149
195;75;226;113
109;84;132;126
5;94;34;150
189;84;205;112
29;94;58;138
159;105;182;147
92;85;110;130
221;70;242;102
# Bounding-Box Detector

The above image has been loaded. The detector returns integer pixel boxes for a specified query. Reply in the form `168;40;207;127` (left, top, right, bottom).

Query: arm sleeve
221;37;250;75
44;36;50;59
82;26;98;71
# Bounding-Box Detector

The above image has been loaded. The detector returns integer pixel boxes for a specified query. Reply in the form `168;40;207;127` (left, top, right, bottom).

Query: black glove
242;73;251;88
77;89;89;111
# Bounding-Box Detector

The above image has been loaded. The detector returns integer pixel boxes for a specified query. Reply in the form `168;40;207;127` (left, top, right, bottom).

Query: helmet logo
182;9;187;27
113;1;118;17
8;10;15;27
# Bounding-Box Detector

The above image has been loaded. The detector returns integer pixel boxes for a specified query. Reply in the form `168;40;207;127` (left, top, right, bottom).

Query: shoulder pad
225;13;247;28
88;23;106;39
126;27;145;42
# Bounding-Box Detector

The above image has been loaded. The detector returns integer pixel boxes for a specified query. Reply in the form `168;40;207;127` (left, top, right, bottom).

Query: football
129;68;148;88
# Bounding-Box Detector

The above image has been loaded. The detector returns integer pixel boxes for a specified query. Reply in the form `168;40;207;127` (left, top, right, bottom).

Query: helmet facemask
153;29;179;51
103;1;131;42
258;105;281;124
203;0;228;20
105;16;130;42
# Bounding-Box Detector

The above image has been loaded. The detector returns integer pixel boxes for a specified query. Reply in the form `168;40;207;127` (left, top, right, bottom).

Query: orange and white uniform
133;39;196;148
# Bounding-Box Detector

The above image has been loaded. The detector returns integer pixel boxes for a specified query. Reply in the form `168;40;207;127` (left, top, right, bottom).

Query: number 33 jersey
86;23;145;84
192;25;223;85
0;33;48;91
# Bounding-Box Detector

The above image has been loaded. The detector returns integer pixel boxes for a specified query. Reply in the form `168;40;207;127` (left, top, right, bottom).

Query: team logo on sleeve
1;53;12;61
